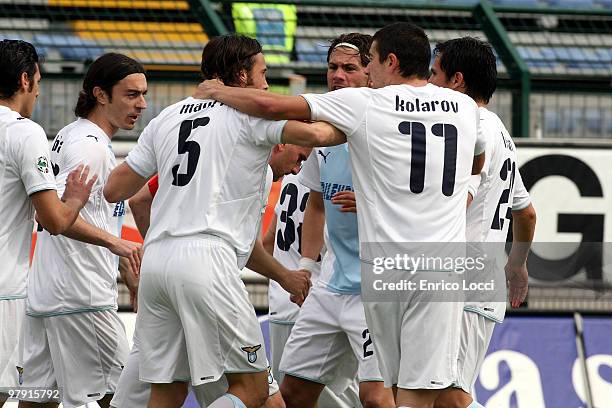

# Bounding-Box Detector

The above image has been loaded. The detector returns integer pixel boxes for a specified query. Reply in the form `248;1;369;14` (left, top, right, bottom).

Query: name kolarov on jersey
395;95;459;113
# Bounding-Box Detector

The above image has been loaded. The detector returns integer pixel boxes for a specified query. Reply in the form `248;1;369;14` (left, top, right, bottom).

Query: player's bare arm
31;164;97;235
506;203;537;308
281;120;346;147
194;79;311;120
472;152;485;175
119;256;139;312
104;161;149;203
246;239;311;302
301;191;326;262
61;216;142;274
262;217;277;255
129;181;154;238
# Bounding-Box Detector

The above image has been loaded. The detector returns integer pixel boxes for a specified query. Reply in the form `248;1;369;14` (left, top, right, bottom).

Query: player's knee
247;386;268;408
360;392;392;408
150;382;188;407
433;396;471;408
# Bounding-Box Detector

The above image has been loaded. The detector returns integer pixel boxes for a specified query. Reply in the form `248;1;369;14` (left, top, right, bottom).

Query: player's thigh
182;242;268;381
110;335;150;408
279;287;351;387
397;301;463;390
0;298;26;389
269;322;294;383
341;295;385;383
455;311;496;394
45;310;129;407
18;315;59;404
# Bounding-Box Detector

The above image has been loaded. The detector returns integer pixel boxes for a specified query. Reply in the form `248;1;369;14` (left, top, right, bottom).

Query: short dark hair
434;37;497;104
0;39;39;99
372;22;430;79
327;33;373;67
201;34;262;87
75;53;145;118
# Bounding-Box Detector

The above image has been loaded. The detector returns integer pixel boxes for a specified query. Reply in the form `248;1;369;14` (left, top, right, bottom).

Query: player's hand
505;261;528;308
109;238;142;275
193;78;225;100
280;269;311;302
62;164;97;209
331;191;357;213
289;293;305;307
119;256;139;312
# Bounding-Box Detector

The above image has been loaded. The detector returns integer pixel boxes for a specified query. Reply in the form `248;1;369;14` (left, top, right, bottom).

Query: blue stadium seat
585;108;602;134
596;0;612;8
295;38;327;63
434;0;479;5
491;0;540;6
547;0;595;8
33;34;104;61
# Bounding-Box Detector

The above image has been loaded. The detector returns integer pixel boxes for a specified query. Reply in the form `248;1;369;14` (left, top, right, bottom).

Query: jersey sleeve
17;124;57;196
467;174;480;198
512;169;531;210
298;149;321;192
125;118;158;178
248;117;287;146
301;87;371;137
55;136;108;197
474;109;486;156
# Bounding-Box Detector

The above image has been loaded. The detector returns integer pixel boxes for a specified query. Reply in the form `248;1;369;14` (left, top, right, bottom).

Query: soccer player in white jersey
103;34;342;408
273;33;393;408
194;22;487;408
111;146;310;408
428;37;537;408
0;39;95;408
19;53;146;408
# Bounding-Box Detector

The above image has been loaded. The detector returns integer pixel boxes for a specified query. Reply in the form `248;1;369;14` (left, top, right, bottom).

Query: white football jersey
467;108;530;243
28;118;122;315
268;173;321;323
126;97;285;268
465;107;531;322
0;106;56;300
302;84;485;258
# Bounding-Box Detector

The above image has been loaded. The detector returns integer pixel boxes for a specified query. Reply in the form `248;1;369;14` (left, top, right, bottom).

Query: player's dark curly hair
372;22;430;79
327;33;373;68
0;39;39;99
201;34;262;86
434;37;497;104
75;53;145;118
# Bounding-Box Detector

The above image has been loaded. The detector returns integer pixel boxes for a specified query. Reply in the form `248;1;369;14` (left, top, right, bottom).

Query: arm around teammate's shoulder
194;79;311;120
281;120;346;148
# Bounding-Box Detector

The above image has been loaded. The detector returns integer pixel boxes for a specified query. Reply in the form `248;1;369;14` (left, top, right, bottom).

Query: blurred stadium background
3;0;612;406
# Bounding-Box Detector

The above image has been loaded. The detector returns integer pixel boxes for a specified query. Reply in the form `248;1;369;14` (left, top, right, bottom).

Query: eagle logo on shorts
241;345;262;363
16;366;23;385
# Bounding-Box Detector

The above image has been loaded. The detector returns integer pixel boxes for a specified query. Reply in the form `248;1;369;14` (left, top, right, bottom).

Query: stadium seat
33;33;104;60
491;0;540;7
547;0;595;8
295;38;327;63
596;0;612;8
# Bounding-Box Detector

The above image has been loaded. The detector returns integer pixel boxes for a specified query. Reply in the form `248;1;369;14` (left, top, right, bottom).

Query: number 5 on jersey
172;117;209;187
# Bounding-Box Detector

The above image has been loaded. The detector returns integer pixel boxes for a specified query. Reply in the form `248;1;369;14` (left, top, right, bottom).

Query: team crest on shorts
16;366;23;385
36;156;49;173
267;366;274;384
241;345;261;363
